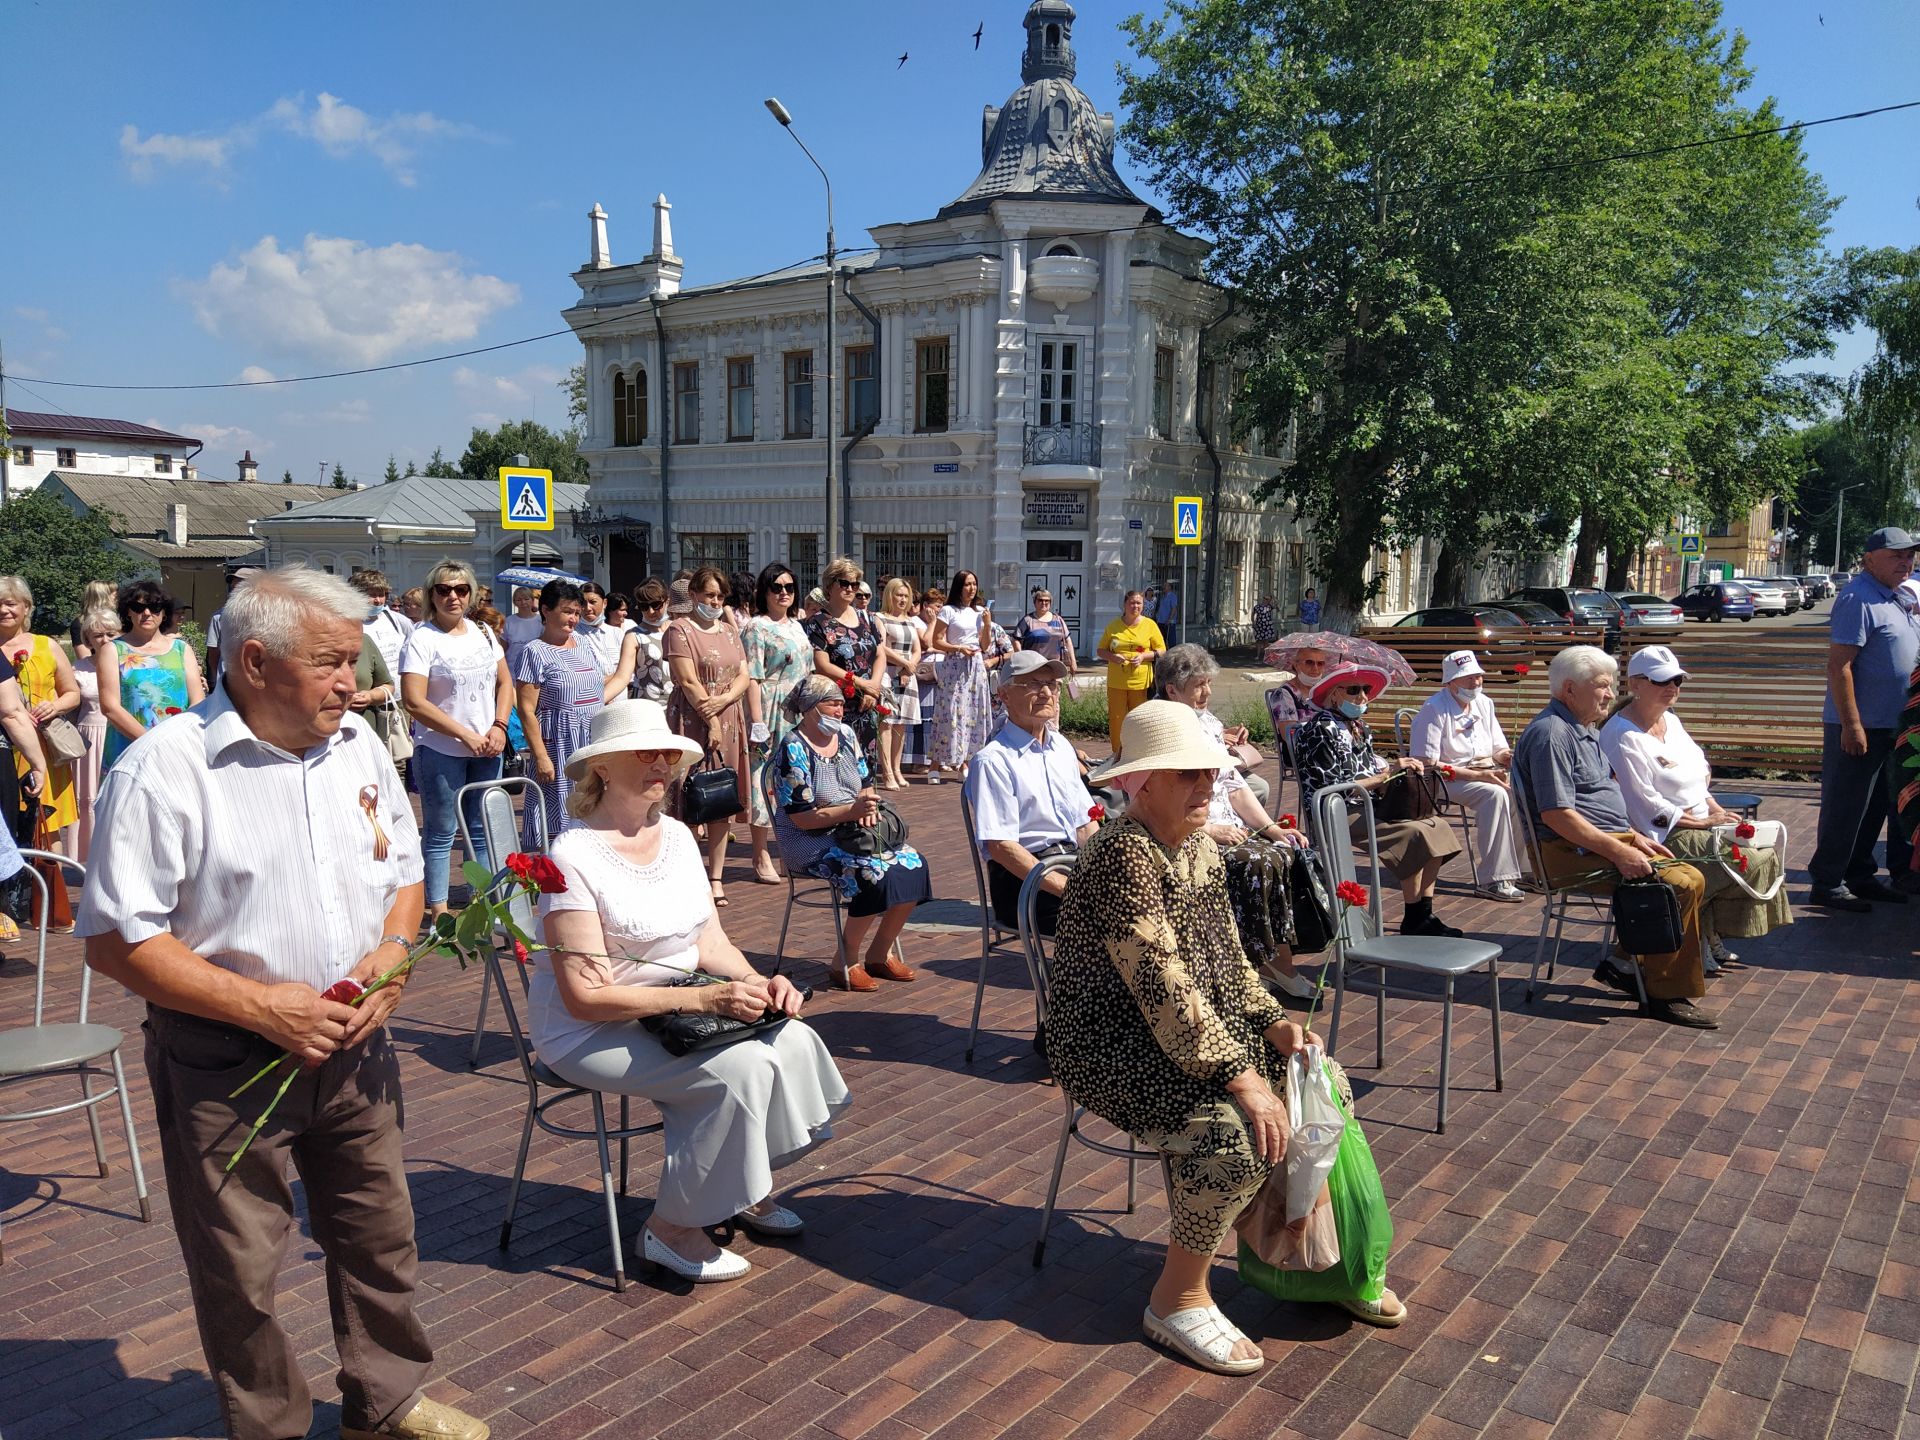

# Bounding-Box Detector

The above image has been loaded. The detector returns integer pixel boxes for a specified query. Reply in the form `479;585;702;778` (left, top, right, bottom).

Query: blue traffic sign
1174;496;1203;546
500;467;555;531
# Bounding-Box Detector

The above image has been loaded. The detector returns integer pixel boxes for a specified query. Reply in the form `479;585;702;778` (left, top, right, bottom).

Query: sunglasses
1341;685;1370;696
127;602;165;616
768;581;797;593
1648;674;1686;687
432;584;472;598
828;578;855;590
1175;768;1219;782
640;601;667;613
630;748;681;765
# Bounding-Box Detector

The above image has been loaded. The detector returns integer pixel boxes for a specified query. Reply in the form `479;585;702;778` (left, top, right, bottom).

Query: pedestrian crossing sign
1174;496;1203;546
500;467;555;531
1679;533;1702;555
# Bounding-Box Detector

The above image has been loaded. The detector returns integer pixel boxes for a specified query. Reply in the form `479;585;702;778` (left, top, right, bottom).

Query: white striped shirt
76;683;423;992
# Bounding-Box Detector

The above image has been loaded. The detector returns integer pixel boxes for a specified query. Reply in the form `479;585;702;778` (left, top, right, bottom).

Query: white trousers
1448;777;1522;885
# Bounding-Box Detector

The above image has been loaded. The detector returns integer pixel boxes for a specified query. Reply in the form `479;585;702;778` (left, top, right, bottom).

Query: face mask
640;614;665;631
1335;699;1367;720
1449;684;1481;705
695;603;726;623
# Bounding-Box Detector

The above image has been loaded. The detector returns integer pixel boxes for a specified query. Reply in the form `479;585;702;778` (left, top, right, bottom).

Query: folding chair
1024;856;1159;1267
487;937;662;1292
461;777;547;1069
768;829;903;980
1507;767;1649;1009
959;787;1027;1063
0;853;150;1262
1393;706;1483;889
1313;784;1505;1134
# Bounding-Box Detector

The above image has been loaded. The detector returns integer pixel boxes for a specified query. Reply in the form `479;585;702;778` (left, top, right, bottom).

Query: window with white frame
680;532;750;574
783;351;813;439
862;534;949;595
1256;541;1279;605
673;362;700;443
786;532;820;596
1153;346;1174;438
1221;540;1247;622
612;369;647;446
153;453;172;473
11;445;31;466
845;345;877;433
1036;338;1077;427
1151;537;1177;595
56;447;75;468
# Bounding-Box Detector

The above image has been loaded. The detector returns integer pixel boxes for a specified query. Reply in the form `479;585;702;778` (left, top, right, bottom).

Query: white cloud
121;93;479;186
234;365;278;384
279;398;373;427
177;422;257;450
452;363;566;408
14;307;48;324
180;234;519;366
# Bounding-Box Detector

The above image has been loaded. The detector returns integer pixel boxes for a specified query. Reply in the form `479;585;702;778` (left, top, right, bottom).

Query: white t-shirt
938;604;984;650
502;614;543;674
399;619;504;757
575;617;629;677
364;606;414;679
534;820;711;1062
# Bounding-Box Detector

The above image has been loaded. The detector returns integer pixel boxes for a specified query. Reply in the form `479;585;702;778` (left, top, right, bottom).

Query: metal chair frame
1313;785;1505;1134
1392;706;1486;890
0;853;151;1262
1507;766;1649;1010
460;777;547;1068
959;786;1027;1063
1023;856;1160;1267
769;828;903;980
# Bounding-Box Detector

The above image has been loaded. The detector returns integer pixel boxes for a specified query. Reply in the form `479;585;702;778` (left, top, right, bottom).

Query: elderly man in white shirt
963;650;1099;936
79;567;487;1440
1408;648;1525;902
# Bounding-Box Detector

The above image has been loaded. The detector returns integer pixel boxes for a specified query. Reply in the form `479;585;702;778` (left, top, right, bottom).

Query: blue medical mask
1335;699;1367;720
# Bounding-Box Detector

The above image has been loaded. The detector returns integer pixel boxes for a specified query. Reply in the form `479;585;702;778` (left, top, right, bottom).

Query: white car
1609;592;1685;628
1737;578;1790;615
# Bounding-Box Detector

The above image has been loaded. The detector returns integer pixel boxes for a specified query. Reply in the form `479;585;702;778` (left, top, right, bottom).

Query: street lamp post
1833;483;1863;574
764;97;846;560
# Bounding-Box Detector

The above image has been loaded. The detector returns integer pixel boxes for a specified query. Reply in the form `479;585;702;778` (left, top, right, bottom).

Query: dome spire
1022;0;1076;84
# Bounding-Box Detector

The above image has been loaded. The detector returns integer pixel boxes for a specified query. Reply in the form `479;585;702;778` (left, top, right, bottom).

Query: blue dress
513;638;606;847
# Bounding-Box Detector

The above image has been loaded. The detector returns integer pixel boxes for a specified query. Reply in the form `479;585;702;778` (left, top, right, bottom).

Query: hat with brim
564;699;705;782
1865;525;1919;553
1089;699;1234;785
1310;661;1390;708
1626;644;1688;683
1440;649;1485;684
1002;650;1068;683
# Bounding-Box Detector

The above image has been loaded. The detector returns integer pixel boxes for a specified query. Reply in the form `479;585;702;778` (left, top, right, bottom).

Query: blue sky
4;0;1915;487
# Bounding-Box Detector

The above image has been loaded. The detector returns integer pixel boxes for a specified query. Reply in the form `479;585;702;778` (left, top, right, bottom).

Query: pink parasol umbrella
1262;632;1418;688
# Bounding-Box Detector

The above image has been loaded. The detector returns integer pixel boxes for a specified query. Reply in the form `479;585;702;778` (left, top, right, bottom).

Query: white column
884;307;905;435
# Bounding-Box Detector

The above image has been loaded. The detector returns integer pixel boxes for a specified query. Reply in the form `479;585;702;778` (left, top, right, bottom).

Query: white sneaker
641;1226;750;1282
1264;967;1320;1000
1475;882;1527;903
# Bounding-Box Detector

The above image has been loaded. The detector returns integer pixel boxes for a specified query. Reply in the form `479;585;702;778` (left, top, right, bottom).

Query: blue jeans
412;747;503;905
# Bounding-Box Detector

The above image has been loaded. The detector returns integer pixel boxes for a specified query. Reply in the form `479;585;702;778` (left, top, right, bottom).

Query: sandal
1142;1304;1264;1375
1334;1288;1406;1328
709;880;729;908
865;951;917;982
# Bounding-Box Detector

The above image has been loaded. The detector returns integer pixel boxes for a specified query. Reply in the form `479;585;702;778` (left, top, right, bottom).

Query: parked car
1774;576;1809;610
1672;581;1757;622
1737;578;1791;616
1391;605;1533;637
1385;605;1536;681
1499;586;1626;649
1801;573;1836;601
1487;598;1572;629
1609;592;1685;628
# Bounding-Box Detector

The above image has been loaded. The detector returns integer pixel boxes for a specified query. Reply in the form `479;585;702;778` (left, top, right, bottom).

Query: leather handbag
641;975;811;1057
1285;848;1338;954
832;799;909;856
38;717;87;766
1612;875;1685;955
680;752;742;826
381;697;413;763
1375;768;1443;824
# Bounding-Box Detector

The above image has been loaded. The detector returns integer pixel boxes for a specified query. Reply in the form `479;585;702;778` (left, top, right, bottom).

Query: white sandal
1334;1288;1406;1328
1142;1304;1264;1375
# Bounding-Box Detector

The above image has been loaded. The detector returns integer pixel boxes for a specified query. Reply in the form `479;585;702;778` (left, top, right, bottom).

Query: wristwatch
380;933;412;951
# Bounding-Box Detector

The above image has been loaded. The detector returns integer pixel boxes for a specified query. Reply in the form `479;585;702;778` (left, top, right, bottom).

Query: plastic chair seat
0;1022;127;1076
1344;935;1503;975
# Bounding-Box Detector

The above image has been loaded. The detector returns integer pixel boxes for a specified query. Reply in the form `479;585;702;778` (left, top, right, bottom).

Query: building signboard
1022;489;1089;530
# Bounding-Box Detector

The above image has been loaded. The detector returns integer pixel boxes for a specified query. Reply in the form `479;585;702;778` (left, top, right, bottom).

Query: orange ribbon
360;784;391;862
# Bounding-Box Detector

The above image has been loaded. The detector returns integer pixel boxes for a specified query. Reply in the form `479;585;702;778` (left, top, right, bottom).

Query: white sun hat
1090;699;1235;784
1441;650;1486;684
564;699;705;782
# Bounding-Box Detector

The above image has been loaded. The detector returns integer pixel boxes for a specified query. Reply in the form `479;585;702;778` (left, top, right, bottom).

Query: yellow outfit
9;633;77;832
1099;616;1165;754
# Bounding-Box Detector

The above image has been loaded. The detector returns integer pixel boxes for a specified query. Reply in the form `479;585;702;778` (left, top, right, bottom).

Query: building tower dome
940;0;1156;219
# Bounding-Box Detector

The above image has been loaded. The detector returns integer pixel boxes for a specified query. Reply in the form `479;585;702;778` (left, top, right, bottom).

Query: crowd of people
17;528;1912;1430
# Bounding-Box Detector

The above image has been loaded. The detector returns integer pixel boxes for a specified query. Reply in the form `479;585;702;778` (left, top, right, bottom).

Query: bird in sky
898;51;909;67
973;22;984;48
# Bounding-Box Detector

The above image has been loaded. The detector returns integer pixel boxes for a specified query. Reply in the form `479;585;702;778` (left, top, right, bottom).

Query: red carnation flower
1438;763;1456;781
321;976;365;1004
1335;880;1369;907
1732;844;1750;874
1087;803;1107;822
839;671;859;699
1735;821;1756;840
1513;664;1531;676
512;939;532;968
1278;814;1297;829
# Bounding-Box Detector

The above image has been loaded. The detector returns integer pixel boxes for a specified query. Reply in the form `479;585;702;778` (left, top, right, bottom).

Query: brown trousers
145;1007;431;1440
1536;836;1706;1001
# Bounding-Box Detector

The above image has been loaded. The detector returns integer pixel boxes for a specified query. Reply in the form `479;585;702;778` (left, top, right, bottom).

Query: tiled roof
4;409;199;448
47;472;341;544
262;474;592;532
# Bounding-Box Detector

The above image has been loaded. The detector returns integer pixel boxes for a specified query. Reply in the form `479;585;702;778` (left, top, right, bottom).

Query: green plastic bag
1237;1085;1391;1305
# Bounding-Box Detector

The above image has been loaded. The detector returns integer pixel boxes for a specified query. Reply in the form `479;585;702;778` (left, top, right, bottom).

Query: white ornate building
562;1;1306;648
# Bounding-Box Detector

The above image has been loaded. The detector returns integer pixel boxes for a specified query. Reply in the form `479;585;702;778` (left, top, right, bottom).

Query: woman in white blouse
1599;645;1791;968
538;700;850;1283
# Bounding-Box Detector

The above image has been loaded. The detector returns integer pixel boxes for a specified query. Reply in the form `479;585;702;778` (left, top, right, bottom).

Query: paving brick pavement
2;775;1917;1439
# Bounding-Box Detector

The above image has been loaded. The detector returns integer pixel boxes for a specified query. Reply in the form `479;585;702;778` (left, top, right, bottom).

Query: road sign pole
1180;549;1187;647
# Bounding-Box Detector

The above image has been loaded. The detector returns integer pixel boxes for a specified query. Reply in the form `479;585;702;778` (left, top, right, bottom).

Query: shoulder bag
801;739;908;854
1285;848;1337;954
641;975;811;1057
38;716;87;766
381;696;414;763
680;750;742;827
1612;875;1685;955
1374;767;1443;824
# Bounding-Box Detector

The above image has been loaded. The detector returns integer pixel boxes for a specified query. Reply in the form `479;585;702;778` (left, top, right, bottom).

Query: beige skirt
1351;811;1464;878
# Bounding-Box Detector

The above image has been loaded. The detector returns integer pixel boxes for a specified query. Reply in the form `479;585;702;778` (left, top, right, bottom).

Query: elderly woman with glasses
1599;645;1791;970
1047;701;1399;1377
1294;662;1467;937
1263;642;1332;757
99;580;207;771
537;700;849;1284
772;674;931;992
399;559;514;922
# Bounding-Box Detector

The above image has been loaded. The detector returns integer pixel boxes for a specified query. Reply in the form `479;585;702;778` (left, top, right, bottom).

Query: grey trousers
145;1007;430;1440
1809;725;1912;890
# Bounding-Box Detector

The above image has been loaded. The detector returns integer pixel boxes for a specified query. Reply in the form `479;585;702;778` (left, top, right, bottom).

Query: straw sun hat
1090;699;1235;784
564;699;705;782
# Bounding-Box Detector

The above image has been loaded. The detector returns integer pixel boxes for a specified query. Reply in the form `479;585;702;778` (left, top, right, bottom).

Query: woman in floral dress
927;570;993;775
743;562;814;884
99;580;205;770
804;556;887;765
873;578;922;790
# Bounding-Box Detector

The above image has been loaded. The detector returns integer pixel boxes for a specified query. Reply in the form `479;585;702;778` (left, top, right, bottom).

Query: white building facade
562;1;1303;648
4;409;202;494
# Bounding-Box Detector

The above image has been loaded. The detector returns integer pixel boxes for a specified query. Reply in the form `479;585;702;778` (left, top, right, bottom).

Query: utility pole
0;329;11;505
1834;483;1862;573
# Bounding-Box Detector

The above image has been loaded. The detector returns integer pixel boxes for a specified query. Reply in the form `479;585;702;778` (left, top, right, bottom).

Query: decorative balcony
1026;254;1099;307
1023;422;1101;468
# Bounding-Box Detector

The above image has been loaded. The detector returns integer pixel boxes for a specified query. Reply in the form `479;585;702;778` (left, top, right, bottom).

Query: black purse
1285;848;1337;954
641;976;812;1057
832;799;909;856
680;752;742;827
1612;876;1685;955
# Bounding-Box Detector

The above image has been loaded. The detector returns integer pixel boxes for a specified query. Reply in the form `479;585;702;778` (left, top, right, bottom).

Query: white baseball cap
1627;645;1688;683
1441;650;1485;684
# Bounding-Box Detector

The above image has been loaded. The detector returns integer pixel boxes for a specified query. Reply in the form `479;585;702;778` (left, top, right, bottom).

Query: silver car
1737;578;1790;615
1609;592;1686;628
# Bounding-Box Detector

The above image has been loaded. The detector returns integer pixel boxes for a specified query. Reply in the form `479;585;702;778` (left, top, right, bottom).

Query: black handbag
680;753;742;826
1375;768;1443;823
831;799;909;856
1285;848;1337;954
1612;876;1685;955
641;976;812;1057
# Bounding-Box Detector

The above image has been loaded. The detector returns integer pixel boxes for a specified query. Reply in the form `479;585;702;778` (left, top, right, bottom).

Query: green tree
281;468;294;484
403;459;418;477
456;418;588;488
0;491;140;631
422;446;460;478
331;463;349;489
563;363;587;425
1120;0;1837;622
1837;243;1920;532
383;455;402;485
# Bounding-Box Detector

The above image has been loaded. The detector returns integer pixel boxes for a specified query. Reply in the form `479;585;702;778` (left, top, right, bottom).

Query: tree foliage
422;446;461;478
456;419;588;489
1120;0;1838;621
383;455;402;485
1838;242;1920;522
563;364;587;425
0;491;141;632
330;462;350;489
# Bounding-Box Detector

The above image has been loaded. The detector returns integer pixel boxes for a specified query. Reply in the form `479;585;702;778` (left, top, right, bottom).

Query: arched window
612;369;648;446
1045;23;1060;48
1045;242;1078;258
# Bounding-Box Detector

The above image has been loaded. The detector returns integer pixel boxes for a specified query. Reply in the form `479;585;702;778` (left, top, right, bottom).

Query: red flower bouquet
1735;821;1756;841
1334;879;1369;908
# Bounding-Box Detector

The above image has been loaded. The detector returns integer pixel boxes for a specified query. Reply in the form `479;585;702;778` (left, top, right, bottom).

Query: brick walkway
2;776;1917;1439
